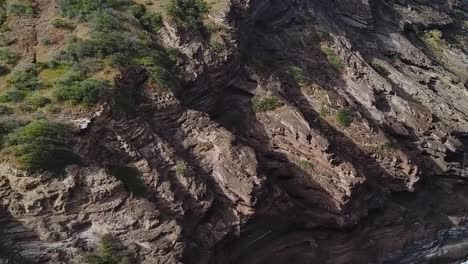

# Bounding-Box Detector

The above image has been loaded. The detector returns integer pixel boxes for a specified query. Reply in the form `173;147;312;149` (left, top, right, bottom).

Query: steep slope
0;0;467;264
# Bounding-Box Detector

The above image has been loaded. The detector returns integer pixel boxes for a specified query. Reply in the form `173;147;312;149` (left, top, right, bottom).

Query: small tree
55;74;110;105
4;120;79;172
336;109;352;127
84;235;131;264
8;66;41;91
140;13;163;32
129;4;145;19
0;48;18;66
8;3;34;17
166;0;209;31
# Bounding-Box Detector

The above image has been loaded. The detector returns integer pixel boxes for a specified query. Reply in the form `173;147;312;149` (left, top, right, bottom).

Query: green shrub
87;10;120;31
58;0;131;18
316;29;330;41
8;3;34;17
138;54;176;89
166;0;210;31
55;74;110;105
175;162;187;176
72;58;104;74
8;66;41;91
370;59;390;76
297;159;313;172
65;32;131;60
252;95;283;112
129;4;145;19
289;66;307;85
40;37;53;46
111;166;146;196
0;105;12;115
380;141;396;151
51;18;75;29
0;48;18;65
0;1;6;26
0;35;16;46
320;46;344;71
336;109;352;127
319;105;329;117
4;120;79;171
26;95;51;109
84;235;131;264
108;52;133;67
0;90;26;102
0;117;25;135
140;13;163;32
211;40;225;54
421;29;443;50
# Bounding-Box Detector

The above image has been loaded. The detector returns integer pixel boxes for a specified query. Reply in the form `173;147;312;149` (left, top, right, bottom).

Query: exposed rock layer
1;0;468;263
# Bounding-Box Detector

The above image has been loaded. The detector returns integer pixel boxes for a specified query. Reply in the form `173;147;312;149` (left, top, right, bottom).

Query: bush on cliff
4;120;79;172
167;0;210;31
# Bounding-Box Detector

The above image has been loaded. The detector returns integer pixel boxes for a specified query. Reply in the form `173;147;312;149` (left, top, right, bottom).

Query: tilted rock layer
1;0;468;263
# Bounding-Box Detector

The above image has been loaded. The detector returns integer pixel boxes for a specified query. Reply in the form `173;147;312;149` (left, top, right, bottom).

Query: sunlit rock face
0;0;468;263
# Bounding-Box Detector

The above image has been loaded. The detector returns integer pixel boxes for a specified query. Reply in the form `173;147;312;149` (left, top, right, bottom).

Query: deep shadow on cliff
176;0;468;263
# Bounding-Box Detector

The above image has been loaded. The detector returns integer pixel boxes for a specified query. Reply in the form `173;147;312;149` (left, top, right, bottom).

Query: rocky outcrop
1;0;468;263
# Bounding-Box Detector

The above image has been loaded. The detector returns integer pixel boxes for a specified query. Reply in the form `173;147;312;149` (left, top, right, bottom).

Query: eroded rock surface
1;0;468;263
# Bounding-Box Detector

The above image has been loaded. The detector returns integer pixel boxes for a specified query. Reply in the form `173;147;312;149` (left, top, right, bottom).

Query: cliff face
1;0;468;263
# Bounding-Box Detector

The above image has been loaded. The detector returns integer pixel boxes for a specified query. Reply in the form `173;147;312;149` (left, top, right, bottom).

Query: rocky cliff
1;0;468;263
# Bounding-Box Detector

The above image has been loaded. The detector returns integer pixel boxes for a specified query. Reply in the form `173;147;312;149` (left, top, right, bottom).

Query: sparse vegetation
58;0;131;18
336;109;352;127
175;162;187;176
8;66;41;91
87;10;120;31
166;0;210;31
0;117;26;144
289;66;308;85
252;95;283;112
210;40;225;54
321;46;344;71
319;105;329;117
3;120;79;172
129;4;145;19
0;90;26;103
297;159;314;172
140;12;163;32
111;165;146;196
64;32;130;60
380;141;396;151
0;48;18;65
370;59;390;77
0;34;16;46
40;37;53;46
39;64;71;87
51;18;75;29
84;235;131;264
0;1;7;26
26;95;51;109
8;3;34;17
139;54;176;89
0;105;12;115
316;29;331;41
72;58;104;74
421;29;443;50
